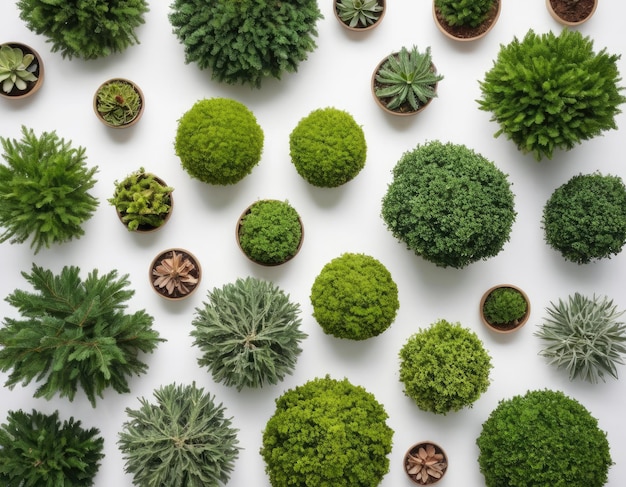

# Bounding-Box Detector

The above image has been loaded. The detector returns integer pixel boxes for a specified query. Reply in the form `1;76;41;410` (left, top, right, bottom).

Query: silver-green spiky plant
336;0;383;28
535;293;626;383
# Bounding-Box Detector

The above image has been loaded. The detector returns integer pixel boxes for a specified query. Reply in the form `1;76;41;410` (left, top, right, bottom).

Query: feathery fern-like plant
535;293;626;383
0;409;104;486
0;126;98;253
191;277;307;390
336;0;383;28
0;264;163;407
118;382;240;487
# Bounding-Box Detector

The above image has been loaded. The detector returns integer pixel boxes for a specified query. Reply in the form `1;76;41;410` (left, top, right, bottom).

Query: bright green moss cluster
483;287;528;324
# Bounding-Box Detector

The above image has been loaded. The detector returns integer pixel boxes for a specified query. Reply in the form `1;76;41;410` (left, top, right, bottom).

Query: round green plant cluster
477;389;612;487
261;375;394;487
310;253;399;340
169;0;322;88
399;319;492;414
478;29;626;161
17;0;148;59
435;0;495;28
238;200;303;265
483;287;527;324
290;107;367;188
543;173;626;264
175;98;264;185
381;140;516;269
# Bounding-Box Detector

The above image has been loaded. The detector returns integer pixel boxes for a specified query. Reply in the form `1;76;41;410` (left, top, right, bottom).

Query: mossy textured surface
483;287;527;324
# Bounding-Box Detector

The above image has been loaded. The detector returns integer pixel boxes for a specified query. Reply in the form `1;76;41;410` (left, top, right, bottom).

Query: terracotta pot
0;42;44;100
479;284;531;334
432;0;500;42
333;0;385;32
93;78;144;128
404;441;448;485
546;0;597;26
149;248;201;301
114;174;174;233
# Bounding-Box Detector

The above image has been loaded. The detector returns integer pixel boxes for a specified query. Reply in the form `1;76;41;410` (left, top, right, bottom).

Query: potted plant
118;382;240;487
542;173;626;264
260;375;394;487
399;319;493;414
0;126;98;254
289;107;367;187
0;42;44;99
478;29;626;161
175;98;264;185
93;78;144;128
372;45;443;116
0;409;104;485
404;441;448;485
546;0;597;26
476;389;612;487
334;0;385;31
479;284;530;333
236;199;303;266
0;263;163;407
108;167;174;232
150;248;201;300
535;293;626;383
169;0;322;87
191;277;307;390
381;140;516;269
433;0;500;41
310;252;399;340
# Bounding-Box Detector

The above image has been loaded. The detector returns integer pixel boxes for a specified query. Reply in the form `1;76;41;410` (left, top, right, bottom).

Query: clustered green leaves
289;107;367;187
192;277;307;390
17;0;149;59
543;173;626;264
261;375;394;487
0;409;104;486
0;44;38;94
95;80;142;126
381;140;516;268
336;0;383;28
478;29;626;160
399;319;492;414
169;0;322;88
175;98;264;185
535;293;626;383
0;126;99;253
477;389;612;487
238;200;303;265
310;253;399;340
118;382;240;487
0;264;163;407
435;0;495;28
482;287;528;325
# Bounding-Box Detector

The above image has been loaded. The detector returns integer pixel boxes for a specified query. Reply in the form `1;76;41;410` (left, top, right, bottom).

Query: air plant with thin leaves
336;0;383;28
535;293;626;383
374;45;443;112
0;45;38;93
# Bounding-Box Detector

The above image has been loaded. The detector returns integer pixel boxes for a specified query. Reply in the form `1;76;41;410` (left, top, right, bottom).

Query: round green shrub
381;140;516;269
310;253;399;340
483;287;527;324
435;0;495;28
399;319;492;414
477;389;612;487
543;173;626;264
289;107;367;188
478;29;626;160
169;0;322;88
175;98;264;185
260;375;394;487
238;200;303;265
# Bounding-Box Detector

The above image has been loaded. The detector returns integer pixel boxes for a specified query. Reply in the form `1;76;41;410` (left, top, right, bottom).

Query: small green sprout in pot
93;78;144;128
433;0;500;41
480;284;530;333
335;0;385;30
0;43;43;98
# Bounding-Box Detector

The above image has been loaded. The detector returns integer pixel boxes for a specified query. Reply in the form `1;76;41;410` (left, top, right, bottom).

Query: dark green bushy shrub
477;389;612;487
399;319;492;414
543;173;626;264
17;0;148;59
381;140;516;268
435;0;495;27
169;0;322;88
289;107;367;187
175;98;264;185
483;287;528;324
478;29;626;160
261;375;394;487
310;253;399;340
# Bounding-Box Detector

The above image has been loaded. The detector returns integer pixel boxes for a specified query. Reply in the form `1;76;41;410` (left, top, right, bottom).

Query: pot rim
545;0;597;26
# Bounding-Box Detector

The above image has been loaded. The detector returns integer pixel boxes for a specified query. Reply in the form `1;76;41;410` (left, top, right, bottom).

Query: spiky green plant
0;126;98;253
118;382;240;487
95;79;142;126
435;0;495;28
482;287;528;325
0;409;104;486
336;0;383;28
0;264;163;407
191;277;307;390
374;45;444;112
0;44;38;94
535;293;626;383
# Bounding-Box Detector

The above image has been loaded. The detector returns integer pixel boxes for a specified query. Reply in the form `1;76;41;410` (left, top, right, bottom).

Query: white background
1;1;625;486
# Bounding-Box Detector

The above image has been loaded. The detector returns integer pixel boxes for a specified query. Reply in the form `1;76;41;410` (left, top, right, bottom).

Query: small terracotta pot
114;174;173;233
404;441;448;485
93;78;144;128
149;248;201;301
479;284;531;334
432;0;500;42
0;42;44;100
546;0;597;26
334;0;386;32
